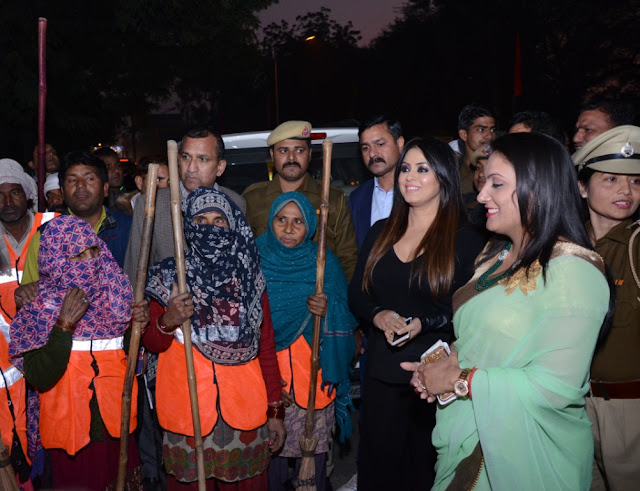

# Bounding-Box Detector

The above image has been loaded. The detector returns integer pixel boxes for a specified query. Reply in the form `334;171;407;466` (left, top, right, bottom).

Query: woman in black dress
349;137;486;490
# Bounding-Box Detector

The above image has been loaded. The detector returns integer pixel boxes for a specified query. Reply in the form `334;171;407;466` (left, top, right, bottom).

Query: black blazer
348;179;375;251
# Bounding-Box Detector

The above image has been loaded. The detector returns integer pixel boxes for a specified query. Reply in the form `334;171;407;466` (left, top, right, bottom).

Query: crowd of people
0;99;638;491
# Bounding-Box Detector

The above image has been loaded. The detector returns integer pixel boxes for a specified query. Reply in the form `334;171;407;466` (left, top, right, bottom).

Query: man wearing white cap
573;125;640;490
243;120;358;280
0;159;57;323
43;172;65;213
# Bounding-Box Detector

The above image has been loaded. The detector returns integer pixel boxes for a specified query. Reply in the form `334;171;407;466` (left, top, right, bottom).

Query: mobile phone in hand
391;317;412;346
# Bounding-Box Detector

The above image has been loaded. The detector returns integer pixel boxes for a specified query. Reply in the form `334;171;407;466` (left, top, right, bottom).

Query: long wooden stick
304;139;332;438
37;18;47;212
116;165;160;490
0;429;19;491
168;140;206;491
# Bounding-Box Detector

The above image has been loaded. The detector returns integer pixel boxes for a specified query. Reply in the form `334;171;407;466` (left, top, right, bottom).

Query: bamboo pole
116;164;160;490
297;139;332;491
37;18;47;212
0;430;19;491
167;140;206;491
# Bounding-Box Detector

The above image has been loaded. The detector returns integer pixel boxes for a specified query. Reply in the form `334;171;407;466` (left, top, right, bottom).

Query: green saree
433;243;609;490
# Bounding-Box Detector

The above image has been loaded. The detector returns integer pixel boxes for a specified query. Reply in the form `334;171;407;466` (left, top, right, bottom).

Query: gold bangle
55;318;76;333
156;318;176;335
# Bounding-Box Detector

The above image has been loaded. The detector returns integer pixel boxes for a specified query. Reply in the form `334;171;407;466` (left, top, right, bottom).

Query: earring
581;194;587;198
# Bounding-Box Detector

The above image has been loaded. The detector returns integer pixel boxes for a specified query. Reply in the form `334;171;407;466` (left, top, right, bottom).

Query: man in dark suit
342;117;405;491
348;116;404;249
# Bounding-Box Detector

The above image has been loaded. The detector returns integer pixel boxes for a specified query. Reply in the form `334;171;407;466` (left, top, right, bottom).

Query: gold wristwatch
453;368;472;397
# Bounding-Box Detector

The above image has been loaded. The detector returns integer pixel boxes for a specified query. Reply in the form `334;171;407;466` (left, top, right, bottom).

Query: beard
0;206;27;223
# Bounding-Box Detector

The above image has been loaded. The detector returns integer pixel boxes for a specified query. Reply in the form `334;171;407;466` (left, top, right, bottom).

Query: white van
219;127;371;196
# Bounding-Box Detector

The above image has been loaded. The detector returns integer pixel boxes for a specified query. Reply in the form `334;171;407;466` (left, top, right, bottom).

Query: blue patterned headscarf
146;187;265;365
256;192;356;440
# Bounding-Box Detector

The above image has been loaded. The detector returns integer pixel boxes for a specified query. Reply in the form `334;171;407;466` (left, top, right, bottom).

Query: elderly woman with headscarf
256;192;356;491
9;215;146;489
142;186;285;490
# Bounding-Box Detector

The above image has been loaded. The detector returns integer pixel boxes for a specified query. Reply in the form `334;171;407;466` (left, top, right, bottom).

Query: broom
296;139;333;491
167;140;206;491
116;164;160;490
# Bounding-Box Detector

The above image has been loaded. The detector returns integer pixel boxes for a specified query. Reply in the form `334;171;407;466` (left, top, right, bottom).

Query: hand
14;282;38;310
281;378;294;407
59;287;90;324
389;317;422;348
372;309;406;342
373;310;421;347
131;299;150;330
400;362;437;402
267;418;286;453
401;348;462;401
307;293;327;317
162;282;194;329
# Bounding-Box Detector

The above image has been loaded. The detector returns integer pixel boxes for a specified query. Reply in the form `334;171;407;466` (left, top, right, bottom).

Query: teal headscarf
256;192;356;441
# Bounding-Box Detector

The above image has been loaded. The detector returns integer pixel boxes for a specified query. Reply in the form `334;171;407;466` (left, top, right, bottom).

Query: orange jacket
0;212;57;323
277;336;335;410
0;334;27;461
155;330;268;436
38;337;137;456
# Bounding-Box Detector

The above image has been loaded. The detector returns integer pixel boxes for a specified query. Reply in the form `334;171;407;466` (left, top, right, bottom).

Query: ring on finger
82;298;88;304
418;382;427;390
184;299;189;307
392;312;399;319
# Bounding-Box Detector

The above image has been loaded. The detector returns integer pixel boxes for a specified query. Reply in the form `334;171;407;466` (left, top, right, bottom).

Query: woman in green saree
402;133;614;490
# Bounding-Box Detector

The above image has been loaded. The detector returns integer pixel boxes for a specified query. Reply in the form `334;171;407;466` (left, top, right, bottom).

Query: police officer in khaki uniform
243;121;358;281
573;125;640;491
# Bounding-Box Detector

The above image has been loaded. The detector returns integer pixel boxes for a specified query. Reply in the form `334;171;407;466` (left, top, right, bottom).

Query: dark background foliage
1;0;638;162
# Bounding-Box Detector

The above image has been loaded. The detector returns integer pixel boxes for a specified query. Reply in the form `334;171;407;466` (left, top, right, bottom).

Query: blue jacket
40;207;132;268
348;179;375;251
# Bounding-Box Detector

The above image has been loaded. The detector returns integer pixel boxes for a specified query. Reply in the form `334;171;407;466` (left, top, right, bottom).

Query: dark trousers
358;376;437;491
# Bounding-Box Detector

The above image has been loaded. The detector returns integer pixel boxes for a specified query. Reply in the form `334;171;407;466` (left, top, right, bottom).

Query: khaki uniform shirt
242;174;358;281
590;219;640;381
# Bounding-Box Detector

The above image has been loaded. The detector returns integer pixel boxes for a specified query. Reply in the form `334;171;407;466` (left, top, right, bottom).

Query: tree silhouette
259;7;362;126
364;0;639;135
0;0;275;159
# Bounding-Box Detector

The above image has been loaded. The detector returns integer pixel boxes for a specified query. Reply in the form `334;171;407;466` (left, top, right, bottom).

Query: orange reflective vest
0;330;27;462
155;328;268;437
277;336;335;410
38;337;137;456
0;212;57;323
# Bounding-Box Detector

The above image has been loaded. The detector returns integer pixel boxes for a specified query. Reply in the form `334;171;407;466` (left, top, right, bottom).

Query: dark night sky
258;0;404;45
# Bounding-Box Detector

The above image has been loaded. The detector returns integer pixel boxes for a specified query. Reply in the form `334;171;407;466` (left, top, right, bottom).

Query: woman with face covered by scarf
143;187;285;491
9;215;147;489
257;192;356;491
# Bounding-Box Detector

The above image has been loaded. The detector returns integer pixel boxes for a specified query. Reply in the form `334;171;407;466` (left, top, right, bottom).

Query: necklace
475;242;516;291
